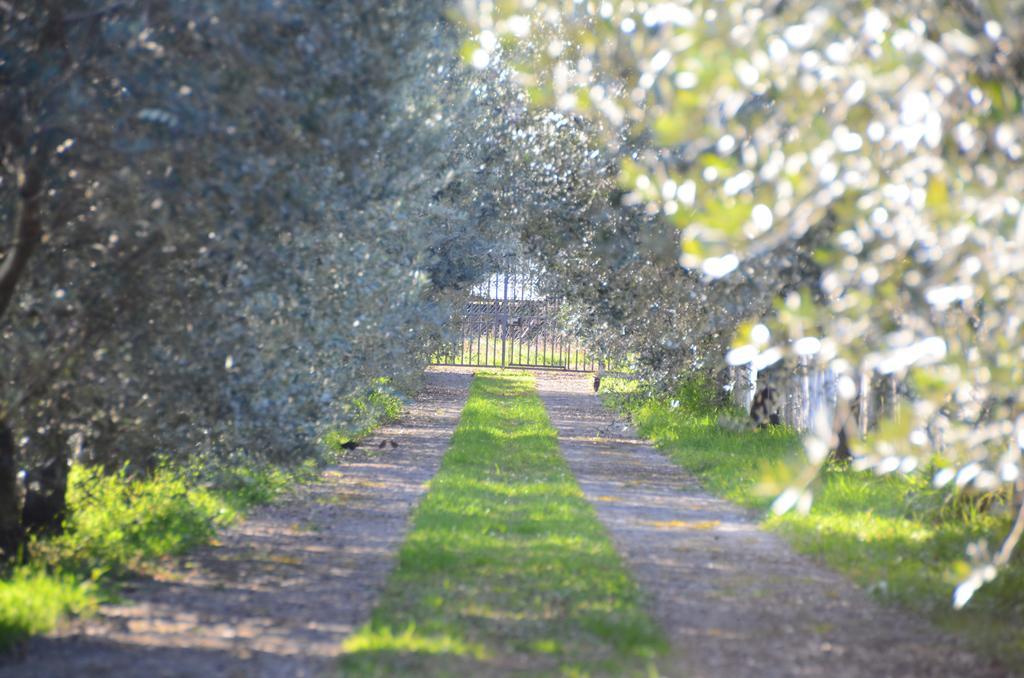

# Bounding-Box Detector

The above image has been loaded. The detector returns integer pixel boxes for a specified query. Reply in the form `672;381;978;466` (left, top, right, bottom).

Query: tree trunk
0;158;45;321
829;389;856;464
0;135;48;564
0;4;70;561
0;421;24;560
710;362;733;406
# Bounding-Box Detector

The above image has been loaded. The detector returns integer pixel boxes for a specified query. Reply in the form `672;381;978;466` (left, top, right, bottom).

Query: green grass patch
0;456;317;652
604;378;799;509
604;377;1024;668
340;372;665;676
0;567;97;651
33;465;239;575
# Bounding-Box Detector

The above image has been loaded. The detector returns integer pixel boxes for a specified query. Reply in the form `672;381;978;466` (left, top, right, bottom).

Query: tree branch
995;493;1024;568
0;158;44;321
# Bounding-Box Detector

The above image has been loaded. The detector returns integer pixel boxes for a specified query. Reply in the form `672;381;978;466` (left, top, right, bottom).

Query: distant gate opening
431;263;596;372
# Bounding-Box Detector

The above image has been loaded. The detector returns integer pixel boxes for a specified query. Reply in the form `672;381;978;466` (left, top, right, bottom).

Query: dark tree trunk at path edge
0;422;24;560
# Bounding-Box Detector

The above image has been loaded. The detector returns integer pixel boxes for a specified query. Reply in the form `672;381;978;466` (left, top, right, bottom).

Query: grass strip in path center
339;372;665;676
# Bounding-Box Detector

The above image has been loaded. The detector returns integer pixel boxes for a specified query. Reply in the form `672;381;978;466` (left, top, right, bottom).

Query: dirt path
535;372;1008;678
1;368;473;678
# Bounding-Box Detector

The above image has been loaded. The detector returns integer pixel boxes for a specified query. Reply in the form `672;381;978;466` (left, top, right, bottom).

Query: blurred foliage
457;0;1024;604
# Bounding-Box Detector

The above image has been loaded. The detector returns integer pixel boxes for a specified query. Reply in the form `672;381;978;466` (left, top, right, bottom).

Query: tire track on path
535;372;1006;678
2;367;473;678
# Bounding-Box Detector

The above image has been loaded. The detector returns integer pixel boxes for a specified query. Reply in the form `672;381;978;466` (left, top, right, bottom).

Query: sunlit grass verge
0;456;320;652
0;567;97;651
603;377;1024;669
339;372;665;676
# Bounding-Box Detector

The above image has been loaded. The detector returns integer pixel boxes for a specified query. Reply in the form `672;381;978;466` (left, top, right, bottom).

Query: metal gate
431;263;596;372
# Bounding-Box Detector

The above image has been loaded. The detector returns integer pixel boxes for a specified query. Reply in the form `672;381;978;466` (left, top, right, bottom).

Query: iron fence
431;264;596;372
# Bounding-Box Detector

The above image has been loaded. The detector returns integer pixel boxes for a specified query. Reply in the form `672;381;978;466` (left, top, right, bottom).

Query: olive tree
0;0;522;555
